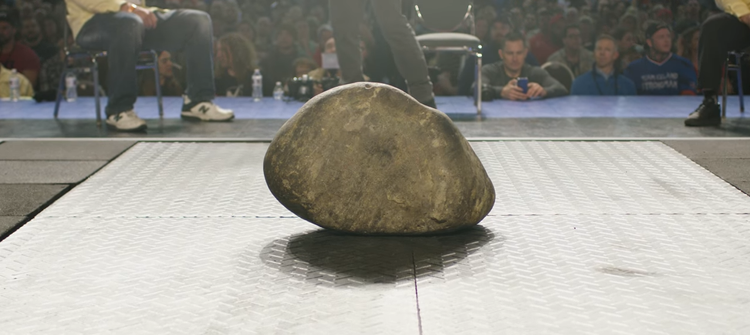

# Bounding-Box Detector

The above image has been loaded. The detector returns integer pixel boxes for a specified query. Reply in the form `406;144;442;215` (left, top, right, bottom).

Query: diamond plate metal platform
1;141;750;334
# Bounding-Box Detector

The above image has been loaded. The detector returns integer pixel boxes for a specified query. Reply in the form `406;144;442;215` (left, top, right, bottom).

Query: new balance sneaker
685;101;721;127
181;96;235;122
105;110;147;131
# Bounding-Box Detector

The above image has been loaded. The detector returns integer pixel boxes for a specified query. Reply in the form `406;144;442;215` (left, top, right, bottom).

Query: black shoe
685;102;721;127
421;98;437;109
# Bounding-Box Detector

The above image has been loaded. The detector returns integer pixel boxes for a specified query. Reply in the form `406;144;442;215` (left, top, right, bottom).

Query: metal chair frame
722;51;745;119
413;1;483;114
54;21;163;126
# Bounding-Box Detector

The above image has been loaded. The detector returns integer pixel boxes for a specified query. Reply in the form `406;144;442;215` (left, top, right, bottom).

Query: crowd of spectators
0;0;735;101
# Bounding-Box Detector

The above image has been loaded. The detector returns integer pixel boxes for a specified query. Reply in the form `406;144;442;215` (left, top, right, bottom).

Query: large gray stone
264;82;495;235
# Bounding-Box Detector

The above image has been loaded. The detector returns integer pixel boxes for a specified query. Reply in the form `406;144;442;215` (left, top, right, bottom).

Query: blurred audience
547;24;594;77
1;10;40;88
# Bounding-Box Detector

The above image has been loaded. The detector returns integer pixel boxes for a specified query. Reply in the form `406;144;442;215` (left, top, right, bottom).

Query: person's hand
122;3;157;29
526;82;546;98
740;13;750;27
501;79;527;101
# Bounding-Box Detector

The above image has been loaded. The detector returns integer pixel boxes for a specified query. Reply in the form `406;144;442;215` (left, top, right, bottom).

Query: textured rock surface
264;82;495;234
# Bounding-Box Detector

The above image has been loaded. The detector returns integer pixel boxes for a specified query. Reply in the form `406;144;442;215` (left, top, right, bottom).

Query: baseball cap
645;22;671;40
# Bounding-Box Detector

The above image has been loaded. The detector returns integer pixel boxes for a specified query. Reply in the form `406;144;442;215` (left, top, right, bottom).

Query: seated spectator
295;19;317;60
236;20;256;48
40;15;61;46
313;24;333;67
481;31;567;100
259;25;301;96
65;0;235;131
139;51;183;96
254;17;274;60
612;27;641;53
214;33;257;97
579;16;594;51
37;47;63;96
0;11;41;88
571;35;637;95
529;13;564;64
547;24;594;77
0;63;34;97
484;16;539;66
293;57;317;78
21;16;57;64
624;23;697;95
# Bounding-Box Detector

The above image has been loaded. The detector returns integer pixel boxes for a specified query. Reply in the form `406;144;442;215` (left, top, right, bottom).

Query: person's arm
531;67;568;98
717;0;750;19
480;63;528;100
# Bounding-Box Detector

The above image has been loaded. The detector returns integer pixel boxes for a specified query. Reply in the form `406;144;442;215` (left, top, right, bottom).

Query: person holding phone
481;31;568;101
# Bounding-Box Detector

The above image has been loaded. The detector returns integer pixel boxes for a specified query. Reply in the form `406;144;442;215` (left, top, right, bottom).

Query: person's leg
144;9;215;102
697;13;750;94
142;9;232;121
329;0;366;84
686;12;750;126
370;0;434;105
76;12;144;117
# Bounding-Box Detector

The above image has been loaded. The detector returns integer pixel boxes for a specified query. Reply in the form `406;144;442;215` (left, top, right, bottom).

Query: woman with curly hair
214;32;258;97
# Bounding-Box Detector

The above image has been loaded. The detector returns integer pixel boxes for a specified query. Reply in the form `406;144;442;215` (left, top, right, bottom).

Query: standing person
62;0;235;131
329;0;436;108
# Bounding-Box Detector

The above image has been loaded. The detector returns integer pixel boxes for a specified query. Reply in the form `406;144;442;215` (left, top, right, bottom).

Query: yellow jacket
717;0;750;18
0;65;34;98
65;0;126;39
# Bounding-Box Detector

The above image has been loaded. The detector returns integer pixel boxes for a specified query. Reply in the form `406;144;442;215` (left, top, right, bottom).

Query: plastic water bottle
273;81;283;100
252;69;262;102
65;72;77;102
9;69;20;102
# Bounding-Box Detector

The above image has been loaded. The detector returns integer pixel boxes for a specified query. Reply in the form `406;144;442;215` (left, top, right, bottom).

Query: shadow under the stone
260;225;498;286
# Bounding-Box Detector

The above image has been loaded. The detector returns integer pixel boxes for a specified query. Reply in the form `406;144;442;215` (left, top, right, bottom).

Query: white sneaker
181;96;235;122
105;110;147;131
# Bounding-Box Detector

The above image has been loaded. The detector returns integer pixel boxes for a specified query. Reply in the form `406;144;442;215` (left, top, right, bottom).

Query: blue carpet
1;96;748;119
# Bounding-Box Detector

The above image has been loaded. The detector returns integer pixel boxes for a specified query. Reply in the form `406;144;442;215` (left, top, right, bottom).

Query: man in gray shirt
482;31;568;100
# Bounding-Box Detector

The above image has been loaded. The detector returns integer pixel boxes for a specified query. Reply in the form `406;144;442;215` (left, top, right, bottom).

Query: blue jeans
76;9;215;116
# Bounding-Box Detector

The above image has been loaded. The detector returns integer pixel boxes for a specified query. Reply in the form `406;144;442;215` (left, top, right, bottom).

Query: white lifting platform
1;141;749;334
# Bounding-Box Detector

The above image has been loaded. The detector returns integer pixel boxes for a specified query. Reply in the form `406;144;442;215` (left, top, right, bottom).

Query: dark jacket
481;62;568;99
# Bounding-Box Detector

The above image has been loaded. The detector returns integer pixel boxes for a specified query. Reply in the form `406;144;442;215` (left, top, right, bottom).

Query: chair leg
738;64;745;113
476;52;482;115
93;59;102;127
722;60;728;119
54;65;68;119
151;50;164;118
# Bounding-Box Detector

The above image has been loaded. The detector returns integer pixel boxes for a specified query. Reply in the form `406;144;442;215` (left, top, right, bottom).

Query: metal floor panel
2;141;750;334
0;217;420;335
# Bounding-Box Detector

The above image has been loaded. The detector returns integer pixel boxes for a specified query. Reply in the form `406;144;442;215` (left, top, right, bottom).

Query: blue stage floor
2;95;748;120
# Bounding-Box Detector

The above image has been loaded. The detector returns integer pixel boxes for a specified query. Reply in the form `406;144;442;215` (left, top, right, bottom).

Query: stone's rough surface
263;82;495;235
